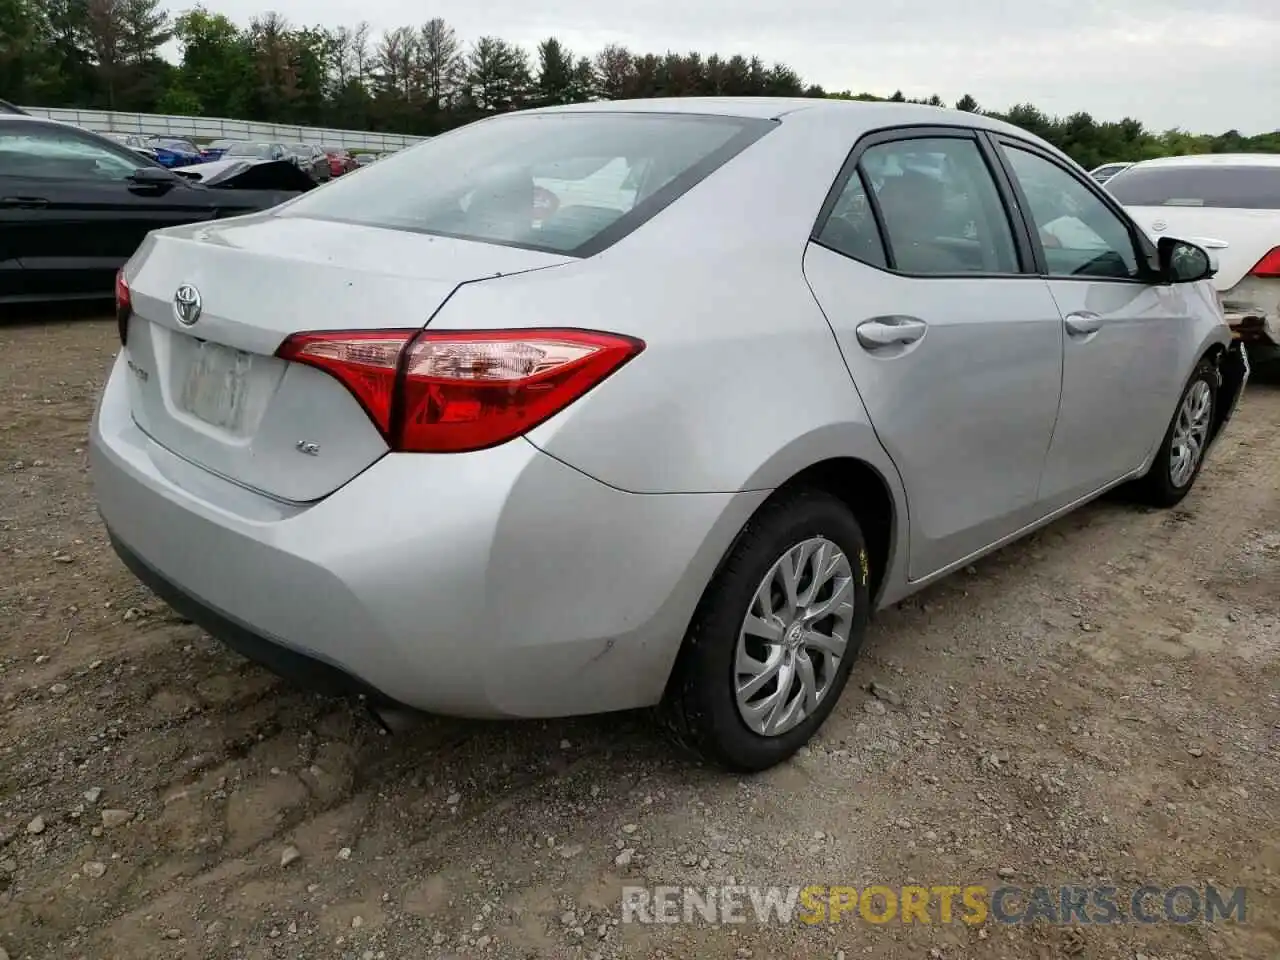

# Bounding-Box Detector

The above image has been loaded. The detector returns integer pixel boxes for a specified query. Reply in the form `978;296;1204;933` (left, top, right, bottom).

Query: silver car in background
92;99;1248;772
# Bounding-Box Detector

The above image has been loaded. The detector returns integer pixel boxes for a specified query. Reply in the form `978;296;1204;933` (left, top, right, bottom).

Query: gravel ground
1;317;1277;960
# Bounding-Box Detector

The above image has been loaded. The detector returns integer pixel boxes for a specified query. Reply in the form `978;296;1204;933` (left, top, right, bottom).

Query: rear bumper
90;352;764;718
111;532;391;703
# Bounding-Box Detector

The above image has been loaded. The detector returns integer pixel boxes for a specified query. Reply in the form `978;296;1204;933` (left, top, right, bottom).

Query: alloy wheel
734;537;855;737
1169;380;1212;488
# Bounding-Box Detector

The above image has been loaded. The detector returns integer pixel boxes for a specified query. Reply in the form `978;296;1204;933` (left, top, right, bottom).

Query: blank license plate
178;341;254;432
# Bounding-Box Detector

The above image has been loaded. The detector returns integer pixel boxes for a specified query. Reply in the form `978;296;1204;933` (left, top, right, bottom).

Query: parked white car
1109;154;1280;364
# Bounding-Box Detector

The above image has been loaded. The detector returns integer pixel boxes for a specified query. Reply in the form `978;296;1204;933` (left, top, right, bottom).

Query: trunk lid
123;213;573;503
1124;204;1280;290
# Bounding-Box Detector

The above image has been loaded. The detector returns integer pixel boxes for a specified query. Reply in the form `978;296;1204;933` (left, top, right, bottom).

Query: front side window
1001;145;1142;280
280;112;773;256
0;125;143;180
855;137;1020;275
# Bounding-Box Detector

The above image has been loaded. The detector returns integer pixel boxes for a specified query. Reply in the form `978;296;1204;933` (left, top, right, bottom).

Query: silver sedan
91;98;1248;772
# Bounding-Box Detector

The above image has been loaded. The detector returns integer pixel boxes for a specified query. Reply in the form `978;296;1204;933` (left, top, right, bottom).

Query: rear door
0;121;217;297
989;136;1192;509
803;128;1065;579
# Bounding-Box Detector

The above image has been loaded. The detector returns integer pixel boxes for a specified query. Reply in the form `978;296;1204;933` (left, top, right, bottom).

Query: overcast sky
190;0;1280;135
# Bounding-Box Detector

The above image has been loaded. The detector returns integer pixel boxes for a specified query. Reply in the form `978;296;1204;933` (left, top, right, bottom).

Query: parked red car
322;146;359;177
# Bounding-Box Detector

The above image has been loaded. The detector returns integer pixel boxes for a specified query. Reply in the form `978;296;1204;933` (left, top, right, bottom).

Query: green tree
534;36;574;106
464;36;530;113
172;7;254;118
417;17;462;114
3;1;1277;166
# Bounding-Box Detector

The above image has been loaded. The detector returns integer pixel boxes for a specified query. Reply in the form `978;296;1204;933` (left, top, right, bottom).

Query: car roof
524;96;1051;147
1127;153;1280;171
537;95;994;122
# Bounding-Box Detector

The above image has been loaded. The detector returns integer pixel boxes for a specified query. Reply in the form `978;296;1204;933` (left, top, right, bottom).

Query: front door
803;130;1065;579
990;138;1194;510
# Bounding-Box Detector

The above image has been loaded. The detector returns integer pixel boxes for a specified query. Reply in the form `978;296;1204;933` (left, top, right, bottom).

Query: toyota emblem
173;284;202;326
1151;219;1167;233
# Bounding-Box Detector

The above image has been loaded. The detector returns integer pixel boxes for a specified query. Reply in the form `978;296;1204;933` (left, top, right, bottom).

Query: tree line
3;0;1278;169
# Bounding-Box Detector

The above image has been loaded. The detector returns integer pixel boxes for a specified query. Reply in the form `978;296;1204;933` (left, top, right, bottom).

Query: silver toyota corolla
91;98;1249;772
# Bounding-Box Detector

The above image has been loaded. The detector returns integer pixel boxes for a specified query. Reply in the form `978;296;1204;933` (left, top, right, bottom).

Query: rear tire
1132;359;1218;508
657;488;871;772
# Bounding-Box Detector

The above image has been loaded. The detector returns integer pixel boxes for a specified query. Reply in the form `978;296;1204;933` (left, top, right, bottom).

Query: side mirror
128;166;179;188
1157;236;1215;284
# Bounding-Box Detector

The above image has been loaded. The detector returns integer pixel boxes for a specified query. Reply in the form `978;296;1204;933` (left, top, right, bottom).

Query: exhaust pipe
365;699;424;734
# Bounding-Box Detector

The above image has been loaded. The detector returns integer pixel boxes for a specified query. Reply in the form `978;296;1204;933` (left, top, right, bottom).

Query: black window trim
809;123;1038;280
980;131;1162;285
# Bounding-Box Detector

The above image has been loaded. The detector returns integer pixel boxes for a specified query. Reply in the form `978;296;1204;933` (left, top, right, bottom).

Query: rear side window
1106;165;1280;209
848;137;1020;275
280;112;774;256
815;172;888;268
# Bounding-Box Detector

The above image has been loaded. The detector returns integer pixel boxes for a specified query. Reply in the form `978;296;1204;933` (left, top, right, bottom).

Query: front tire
658;488;872;772
1133;358;1218;508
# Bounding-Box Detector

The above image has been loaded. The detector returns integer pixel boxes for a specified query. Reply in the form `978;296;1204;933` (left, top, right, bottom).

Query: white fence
18;106;425;151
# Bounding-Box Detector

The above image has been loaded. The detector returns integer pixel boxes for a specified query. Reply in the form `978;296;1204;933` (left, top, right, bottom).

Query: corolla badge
173;284;202;326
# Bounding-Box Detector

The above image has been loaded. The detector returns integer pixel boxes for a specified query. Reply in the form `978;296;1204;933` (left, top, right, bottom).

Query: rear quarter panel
431;110;902;496
430;110;913;603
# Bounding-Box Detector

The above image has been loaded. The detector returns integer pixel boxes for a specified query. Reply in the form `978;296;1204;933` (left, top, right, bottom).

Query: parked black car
0;115;312;304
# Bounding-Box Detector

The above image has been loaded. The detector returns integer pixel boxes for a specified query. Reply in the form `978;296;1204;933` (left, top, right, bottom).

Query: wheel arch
693;451;905;625
769;457;899;606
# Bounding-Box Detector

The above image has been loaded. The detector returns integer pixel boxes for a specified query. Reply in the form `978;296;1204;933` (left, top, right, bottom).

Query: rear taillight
276;328;644;453
114;268;131;346
1248;247;1280;278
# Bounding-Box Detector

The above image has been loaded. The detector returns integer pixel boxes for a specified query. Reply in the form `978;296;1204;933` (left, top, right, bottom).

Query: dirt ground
1;316;1277;960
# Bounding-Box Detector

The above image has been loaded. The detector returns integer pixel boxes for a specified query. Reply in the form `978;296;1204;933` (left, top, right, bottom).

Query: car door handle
1063;312;1102;336
0;196;49;208
855;317;928;349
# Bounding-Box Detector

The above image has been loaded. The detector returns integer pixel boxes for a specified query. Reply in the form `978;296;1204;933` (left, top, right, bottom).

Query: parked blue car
146;138;204;167
199;139;240;161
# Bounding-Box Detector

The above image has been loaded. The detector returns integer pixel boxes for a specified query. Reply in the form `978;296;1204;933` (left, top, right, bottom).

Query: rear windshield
1107;165;1280;209
279;112;774;256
